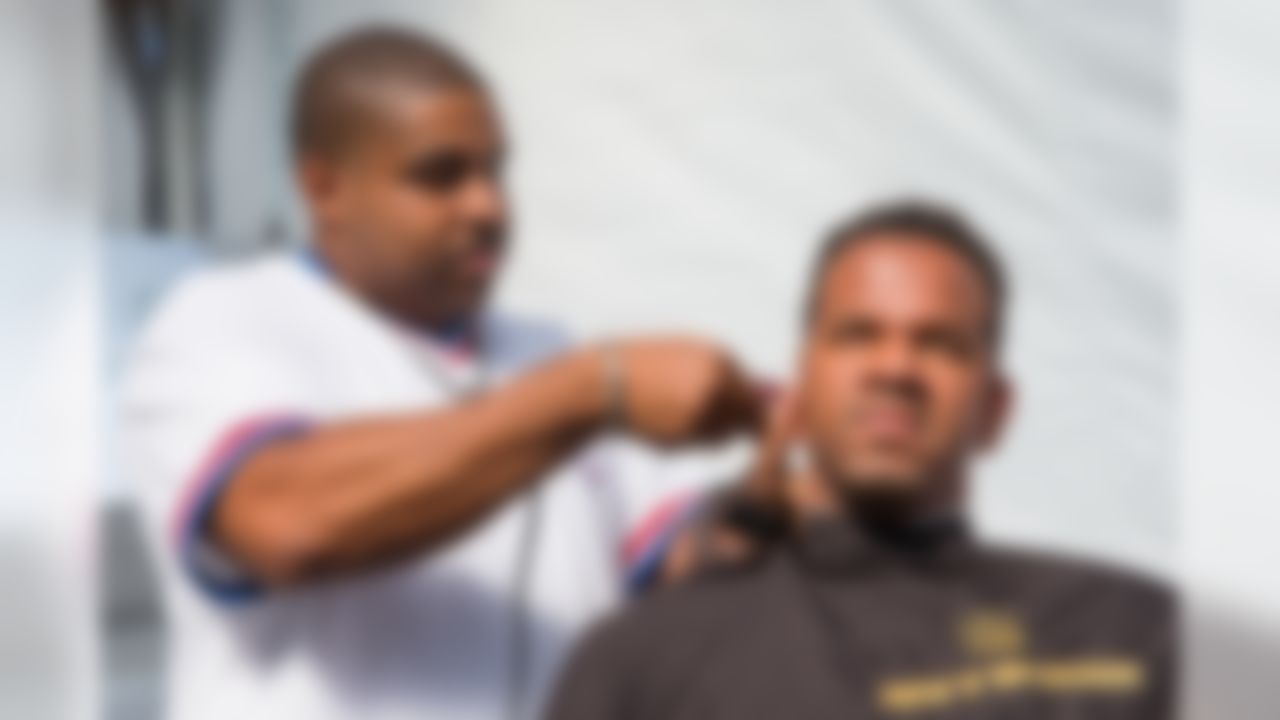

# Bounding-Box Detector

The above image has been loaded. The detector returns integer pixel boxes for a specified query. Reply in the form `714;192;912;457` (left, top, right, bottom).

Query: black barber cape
547;517;1175;719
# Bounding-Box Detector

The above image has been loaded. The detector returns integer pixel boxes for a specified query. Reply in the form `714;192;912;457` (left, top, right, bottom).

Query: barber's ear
978;374;1013;451
295;156;344;223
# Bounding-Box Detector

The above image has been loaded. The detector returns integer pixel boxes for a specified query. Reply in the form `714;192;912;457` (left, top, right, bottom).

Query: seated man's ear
978;374;1014;452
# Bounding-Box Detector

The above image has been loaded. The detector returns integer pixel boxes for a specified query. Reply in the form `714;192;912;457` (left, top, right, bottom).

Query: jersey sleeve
119;279;319;605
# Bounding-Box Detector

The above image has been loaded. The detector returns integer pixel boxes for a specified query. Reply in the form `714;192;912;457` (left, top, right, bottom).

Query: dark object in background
106;0;221;233
102;501;165;720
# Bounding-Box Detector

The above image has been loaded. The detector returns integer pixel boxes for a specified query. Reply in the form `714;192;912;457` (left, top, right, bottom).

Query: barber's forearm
212;348;610;586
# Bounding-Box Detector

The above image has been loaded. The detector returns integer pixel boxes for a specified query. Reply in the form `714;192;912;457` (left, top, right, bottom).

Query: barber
122;27;761;720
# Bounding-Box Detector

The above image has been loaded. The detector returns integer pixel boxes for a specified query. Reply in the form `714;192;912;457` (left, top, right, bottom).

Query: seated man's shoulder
548;564;784;718
573;560;783;671
981;542;1176;619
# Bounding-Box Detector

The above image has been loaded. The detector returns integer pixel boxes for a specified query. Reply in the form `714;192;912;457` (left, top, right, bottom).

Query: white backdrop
186;0;1178;573
1184;0;1280;715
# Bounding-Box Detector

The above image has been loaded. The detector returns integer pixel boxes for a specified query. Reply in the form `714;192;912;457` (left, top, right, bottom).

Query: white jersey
119;254;715;720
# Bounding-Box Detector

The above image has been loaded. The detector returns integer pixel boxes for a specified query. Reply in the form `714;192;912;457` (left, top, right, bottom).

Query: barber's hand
743;389;800;511
742;389;832;526
613;337;764;446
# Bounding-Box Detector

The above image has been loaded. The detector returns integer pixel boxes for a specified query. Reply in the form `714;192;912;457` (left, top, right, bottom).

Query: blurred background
2;0;1278;718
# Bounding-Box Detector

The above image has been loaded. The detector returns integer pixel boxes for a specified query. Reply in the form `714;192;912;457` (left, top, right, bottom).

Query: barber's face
798;235;1008;505
301;85;508;327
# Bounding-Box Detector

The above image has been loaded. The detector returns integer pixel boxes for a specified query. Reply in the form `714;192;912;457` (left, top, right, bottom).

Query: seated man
547;200;1176;720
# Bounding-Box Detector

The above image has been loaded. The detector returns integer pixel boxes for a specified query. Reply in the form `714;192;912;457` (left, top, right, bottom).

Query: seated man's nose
461;178;505;218
870;342;920;377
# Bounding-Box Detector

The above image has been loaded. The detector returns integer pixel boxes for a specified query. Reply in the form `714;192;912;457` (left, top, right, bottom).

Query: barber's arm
211;338;762;588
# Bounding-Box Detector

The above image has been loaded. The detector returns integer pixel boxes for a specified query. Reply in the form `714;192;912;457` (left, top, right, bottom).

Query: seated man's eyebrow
829;315;881;340
915;324;975;357
405;150;470;190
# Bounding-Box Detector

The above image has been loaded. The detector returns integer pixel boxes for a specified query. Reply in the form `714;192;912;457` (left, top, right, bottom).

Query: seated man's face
798;233;1007;509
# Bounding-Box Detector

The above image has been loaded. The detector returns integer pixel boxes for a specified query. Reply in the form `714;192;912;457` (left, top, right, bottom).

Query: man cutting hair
121;27;762;720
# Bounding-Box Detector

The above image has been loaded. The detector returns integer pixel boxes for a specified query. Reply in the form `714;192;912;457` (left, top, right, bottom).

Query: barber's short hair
290;26;484;161
804;199;1008;348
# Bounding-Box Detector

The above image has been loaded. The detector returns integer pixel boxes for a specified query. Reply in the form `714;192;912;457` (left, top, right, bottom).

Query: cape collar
791;510;974;576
